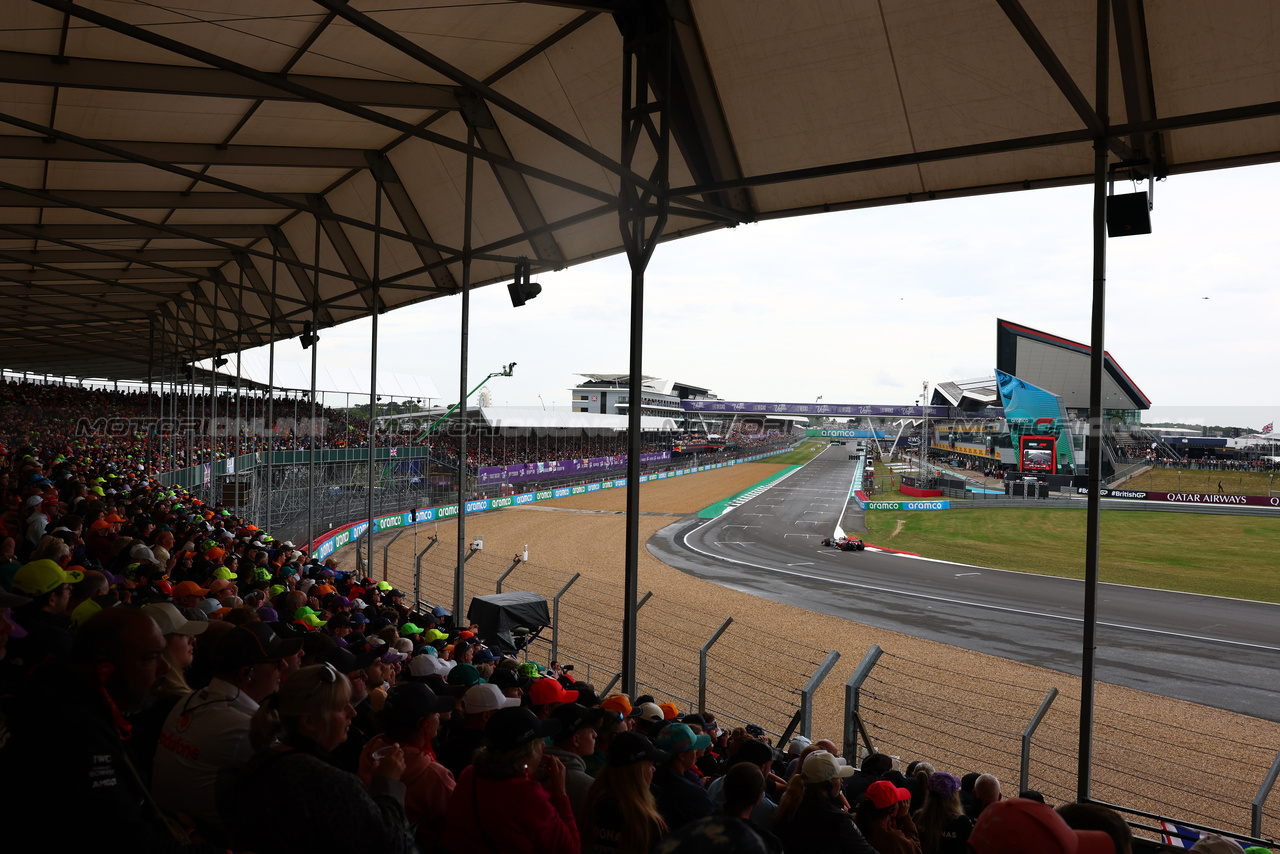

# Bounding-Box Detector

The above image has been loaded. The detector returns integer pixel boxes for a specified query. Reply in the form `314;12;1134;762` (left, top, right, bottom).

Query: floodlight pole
1078;0;1111;804
308;212;321;553
618;9;671;696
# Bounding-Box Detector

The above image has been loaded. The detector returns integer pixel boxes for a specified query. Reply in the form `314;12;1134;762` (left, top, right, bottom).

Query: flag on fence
1263;422;1274;435
390;447;398;457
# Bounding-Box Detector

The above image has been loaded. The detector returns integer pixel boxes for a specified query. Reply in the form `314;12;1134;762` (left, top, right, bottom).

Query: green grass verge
766;439;830;466
1115;467;1278;496
864;507;1280;602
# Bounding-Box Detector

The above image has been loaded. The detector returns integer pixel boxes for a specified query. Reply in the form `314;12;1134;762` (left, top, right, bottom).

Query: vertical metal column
618;7;671;696
698;617;733;714
454;127;476;622
414;536;438;609
799;651;841;739
368;175;383;574
1020;687;1059;793
266;256;276;533
146;316;154;475
550;572;580;664
1079;0;1111;804
309;212;321;554
843;644;883;762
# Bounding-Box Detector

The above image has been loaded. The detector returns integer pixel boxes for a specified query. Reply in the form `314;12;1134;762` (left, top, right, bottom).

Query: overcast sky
232;161;1279;430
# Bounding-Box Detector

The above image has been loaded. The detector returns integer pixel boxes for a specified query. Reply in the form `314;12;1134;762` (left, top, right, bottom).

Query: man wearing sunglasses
153;622;303;840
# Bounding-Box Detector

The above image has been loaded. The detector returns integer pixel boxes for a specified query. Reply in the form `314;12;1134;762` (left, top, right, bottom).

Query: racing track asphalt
647;444;1280;722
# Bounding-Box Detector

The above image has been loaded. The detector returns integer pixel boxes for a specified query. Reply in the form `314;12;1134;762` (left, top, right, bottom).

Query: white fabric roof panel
2;0;1280;380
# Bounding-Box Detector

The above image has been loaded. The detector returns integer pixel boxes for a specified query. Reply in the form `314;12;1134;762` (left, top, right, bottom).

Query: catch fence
851;647;1280;843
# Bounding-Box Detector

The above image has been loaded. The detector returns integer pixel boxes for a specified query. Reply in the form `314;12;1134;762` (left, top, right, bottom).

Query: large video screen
1020;436;1057;473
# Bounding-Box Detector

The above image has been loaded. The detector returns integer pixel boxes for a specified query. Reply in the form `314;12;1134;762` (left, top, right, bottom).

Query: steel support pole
618;9;670;697
454;128;475;623
1078;0;1110;804
1020;687;1059;793
1252;750;1280;838
496;554;523;594
414;536;439;610
266;256;276;533
843;644;883;763
309;213;321;555
146;316;154;475
550;572;581;664
800;651;841;739
698;617;733;715
367;177;382;575
381;527;405;582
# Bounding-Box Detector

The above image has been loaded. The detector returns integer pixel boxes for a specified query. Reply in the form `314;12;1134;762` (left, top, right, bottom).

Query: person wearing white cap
437;683;519;777
130;602;208;780
775;750;876;854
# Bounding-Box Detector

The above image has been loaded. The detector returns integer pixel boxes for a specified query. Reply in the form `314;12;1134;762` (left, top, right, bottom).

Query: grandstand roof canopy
3;1;1280;382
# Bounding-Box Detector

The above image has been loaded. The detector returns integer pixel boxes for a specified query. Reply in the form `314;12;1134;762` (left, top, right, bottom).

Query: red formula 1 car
821;536;865;551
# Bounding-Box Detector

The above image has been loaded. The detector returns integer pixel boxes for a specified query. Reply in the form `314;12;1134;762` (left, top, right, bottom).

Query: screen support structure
619;7;670;697
1079;0;1111;804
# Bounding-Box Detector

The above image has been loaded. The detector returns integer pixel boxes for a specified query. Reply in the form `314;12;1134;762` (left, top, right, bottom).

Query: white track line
681;517;1280;652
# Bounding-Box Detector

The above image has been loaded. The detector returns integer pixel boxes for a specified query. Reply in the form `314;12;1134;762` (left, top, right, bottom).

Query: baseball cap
380;683;453;727
407;653;451;680
550;702;605;738
607;731;669;767
12;560;86;596
630;702;665;723
787;735;812;755
462;682;521;714
215;622;304;671
865;779;912;809
173;580;210;598
600;695;632;717
658;702;679;720
142;602;208;636
431;605;449;618
655;722;711;754
447;663;486;688
801;750;857;784
484;706;560;753
968;798;1114;854
528;677;579;706
487;668;531;692
400;622;424;635
423;629;448;643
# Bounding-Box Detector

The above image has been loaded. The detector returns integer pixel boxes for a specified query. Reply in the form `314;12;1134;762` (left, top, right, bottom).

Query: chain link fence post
843;644;882;763
1019;687;1058;793
800;650;840;739
698;617;733;715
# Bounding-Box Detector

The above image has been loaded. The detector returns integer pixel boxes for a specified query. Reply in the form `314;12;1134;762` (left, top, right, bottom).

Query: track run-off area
649;444;1280;721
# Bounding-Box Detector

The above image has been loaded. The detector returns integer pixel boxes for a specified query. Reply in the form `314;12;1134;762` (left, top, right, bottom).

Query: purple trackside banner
681;400;957;418
477;452;671;486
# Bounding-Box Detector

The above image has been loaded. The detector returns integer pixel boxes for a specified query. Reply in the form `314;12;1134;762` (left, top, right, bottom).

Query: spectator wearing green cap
650;723;716;832
7;558;84;674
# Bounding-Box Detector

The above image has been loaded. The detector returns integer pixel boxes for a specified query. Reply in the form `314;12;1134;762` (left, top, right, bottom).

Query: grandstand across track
650;444;1280;722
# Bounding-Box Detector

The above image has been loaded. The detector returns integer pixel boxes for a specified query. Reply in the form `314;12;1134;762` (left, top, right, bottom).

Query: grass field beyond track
864;507;1280;602
766;439;829;466
1115;467;1278;496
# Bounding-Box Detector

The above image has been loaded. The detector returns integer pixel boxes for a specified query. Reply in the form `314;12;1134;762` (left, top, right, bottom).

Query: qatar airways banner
1078;487;1280;508
476;452;671;486
683;400;951;417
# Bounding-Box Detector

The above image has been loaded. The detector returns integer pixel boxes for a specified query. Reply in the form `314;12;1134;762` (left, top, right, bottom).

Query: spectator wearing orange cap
528;675;580;720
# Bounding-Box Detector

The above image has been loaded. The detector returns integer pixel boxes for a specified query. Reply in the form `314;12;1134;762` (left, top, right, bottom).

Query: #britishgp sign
1078;488;1280;507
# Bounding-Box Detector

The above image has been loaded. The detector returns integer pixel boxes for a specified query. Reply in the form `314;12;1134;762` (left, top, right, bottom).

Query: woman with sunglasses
219;663;417;854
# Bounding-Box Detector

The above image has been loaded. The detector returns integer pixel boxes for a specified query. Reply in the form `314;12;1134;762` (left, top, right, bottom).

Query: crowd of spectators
1;382;1259;853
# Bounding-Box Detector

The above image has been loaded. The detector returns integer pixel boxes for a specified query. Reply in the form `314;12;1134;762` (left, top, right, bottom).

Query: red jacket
442;765;580;854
